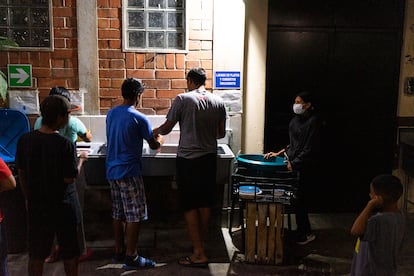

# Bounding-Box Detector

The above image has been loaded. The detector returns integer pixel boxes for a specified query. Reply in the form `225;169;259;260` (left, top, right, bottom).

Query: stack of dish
239;185;262;199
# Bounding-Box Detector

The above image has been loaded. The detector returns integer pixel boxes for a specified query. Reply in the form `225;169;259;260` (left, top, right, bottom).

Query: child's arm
350;195;383;237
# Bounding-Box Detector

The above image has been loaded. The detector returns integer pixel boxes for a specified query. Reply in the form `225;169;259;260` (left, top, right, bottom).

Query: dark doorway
265;0;405;212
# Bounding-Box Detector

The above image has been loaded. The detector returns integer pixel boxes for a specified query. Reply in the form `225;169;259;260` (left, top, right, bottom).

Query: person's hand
264;152;277;159
368;195;383;209
78;150;89;160
156;134;164;145
287;160;293;171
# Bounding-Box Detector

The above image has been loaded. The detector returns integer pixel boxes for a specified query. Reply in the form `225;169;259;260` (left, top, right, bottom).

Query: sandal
178;256;208;268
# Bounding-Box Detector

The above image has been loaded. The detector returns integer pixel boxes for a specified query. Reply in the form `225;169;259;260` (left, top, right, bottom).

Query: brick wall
98;0;213;114
0;0;78;109
0;0;214;116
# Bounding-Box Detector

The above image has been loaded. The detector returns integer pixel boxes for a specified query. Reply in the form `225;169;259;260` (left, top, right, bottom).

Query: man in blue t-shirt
106;78;162;270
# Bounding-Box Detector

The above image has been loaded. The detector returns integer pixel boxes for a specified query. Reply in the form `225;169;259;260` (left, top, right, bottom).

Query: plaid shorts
109;176;148;223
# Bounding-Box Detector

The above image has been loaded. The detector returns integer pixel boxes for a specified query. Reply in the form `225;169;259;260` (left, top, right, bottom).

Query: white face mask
293;103;304;115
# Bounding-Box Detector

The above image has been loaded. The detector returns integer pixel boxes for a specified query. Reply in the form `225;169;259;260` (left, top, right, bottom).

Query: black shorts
176;153;217;211
27;203;80;260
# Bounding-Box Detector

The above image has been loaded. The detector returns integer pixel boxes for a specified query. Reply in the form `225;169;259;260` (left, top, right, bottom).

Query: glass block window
123;0;186;52
0;0;52;49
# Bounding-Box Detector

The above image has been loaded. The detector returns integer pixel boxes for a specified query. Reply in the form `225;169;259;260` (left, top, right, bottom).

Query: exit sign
8;64;32;88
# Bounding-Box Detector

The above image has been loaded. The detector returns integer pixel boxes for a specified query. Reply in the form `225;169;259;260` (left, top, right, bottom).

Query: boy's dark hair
187;67;206;86
40;95;71;127
122;78;144;100
371;174;403;204
49;86;71;102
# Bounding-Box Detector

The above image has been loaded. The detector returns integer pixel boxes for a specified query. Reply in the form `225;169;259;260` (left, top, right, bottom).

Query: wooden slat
275;204;284;264
256;203;268;263
245;202;257;263
267;203;276;264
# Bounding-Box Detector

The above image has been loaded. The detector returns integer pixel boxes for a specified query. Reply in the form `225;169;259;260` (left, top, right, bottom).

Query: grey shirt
350;212;405;276
166;89;226;159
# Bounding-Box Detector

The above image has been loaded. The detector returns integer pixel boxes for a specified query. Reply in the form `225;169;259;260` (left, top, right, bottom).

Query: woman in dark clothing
264;91;322;245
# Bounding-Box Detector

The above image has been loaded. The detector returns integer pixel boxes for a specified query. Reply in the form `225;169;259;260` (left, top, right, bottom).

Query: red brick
145;53;155;69
156;70;185;79
126;53;135;69
98;8;119;18
65;59;78;69
99;49;124;59
38;78;67;89
109;0;121;8
205;79;212;90
141;79;170;89
111;78;124;88
97;0;109;8
54;38;66;48
98;18;110;28
187;50;212;60
67;17;78;28
156;54;165;69
185;60;201;69
52;68;76;78
99;69;125;78
141;89;156;98
53;17;65;28
65;0;75;7
109;40;121;49
136;54;145;69
9;52;20;63
99;59;110;68
126;69;155;79
142;98;171;109
176;54;185;69
155;108;170;115
110;59;125;69
52;0;63;8
137;108;156;115
18;52;28;64
110;19;120;28
157;89;184;98
66;38;78;49
54;7;75;17
52;49;76;59
29;52;40;66
100;78;111;88
33;68;52;78
99;29;121;39
171;79;187;89
201;60;212;70
52;60;65;68
165;54;175;69
40;52;52;67
54;29;75;39
98;40;109;49
67;78;79;89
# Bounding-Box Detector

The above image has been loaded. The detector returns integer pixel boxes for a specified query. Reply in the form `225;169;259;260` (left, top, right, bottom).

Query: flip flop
178;256;208;268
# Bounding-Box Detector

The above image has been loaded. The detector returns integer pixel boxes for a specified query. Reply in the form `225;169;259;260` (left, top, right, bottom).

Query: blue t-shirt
105;105;153;180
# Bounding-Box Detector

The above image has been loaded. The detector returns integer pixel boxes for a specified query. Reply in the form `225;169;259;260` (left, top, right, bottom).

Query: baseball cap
40;95;73;120
49;86;81;112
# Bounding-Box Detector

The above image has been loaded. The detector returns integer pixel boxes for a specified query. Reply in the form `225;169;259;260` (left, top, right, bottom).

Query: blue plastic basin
236;154;287;172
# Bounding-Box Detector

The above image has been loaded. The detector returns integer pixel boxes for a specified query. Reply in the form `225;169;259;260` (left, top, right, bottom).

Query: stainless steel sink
77;142;235;181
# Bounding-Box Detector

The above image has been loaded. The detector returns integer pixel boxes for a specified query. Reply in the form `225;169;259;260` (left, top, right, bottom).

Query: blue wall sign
215;71;240;89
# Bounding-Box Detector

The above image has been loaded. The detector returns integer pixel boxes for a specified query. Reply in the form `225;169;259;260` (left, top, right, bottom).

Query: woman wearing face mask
264;91;322;245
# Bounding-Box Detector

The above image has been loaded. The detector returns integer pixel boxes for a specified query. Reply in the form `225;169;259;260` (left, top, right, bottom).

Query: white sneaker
296;233;316;245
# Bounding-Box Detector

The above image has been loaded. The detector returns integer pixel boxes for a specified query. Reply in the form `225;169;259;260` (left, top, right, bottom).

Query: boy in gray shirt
350;174;405;276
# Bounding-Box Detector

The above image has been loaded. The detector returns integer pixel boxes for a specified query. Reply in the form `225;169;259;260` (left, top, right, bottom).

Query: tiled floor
6;213;414;276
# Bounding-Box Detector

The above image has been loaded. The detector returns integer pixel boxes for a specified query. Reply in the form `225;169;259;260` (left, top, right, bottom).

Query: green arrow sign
8;64;32;88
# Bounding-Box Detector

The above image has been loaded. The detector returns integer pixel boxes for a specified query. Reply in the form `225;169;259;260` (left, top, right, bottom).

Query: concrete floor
6;212;414;276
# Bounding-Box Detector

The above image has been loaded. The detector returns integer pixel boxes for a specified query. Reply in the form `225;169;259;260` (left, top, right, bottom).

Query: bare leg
63;257;79;276
184;208;209;263
28;259;44;276
113;219;125;254
125;222;139;256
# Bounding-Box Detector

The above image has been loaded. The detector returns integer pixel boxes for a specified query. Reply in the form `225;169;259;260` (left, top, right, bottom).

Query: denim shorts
109;176;148;223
